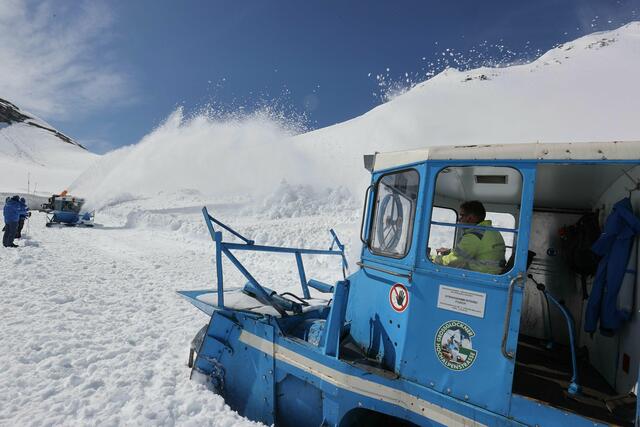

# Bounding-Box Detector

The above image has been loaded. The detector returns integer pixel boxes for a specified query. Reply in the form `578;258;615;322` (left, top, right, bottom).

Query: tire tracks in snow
0;212;261;426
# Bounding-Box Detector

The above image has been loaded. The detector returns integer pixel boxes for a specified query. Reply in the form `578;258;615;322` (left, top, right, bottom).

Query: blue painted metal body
43;195;94;227
180;158;640;427
46;210;94;226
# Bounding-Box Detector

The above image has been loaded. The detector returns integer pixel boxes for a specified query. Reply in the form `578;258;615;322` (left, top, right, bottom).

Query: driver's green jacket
435;220;506;274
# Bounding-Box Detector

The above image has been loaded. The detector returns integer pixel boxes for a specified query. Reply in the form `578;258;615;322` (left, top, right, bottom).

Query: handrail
529;274;581;395
203;207;254;245
223;242;342;256
430;221;519;234
501;273;524;359
356;261;412;282
330;229;349;279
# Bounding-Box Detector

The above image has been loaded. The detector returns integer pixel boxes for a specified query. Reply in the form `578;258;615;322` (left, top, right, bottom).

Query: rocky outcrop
0;97;86;150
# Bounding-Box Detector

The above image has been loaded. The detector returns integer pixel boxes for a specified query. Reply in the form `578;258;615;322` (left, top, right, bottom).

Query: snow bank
246;180;355;219
95;182;359;257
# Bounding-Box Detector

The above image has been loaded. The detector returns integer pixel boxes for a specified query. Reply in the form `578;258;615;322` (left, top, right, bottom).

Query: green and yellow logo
435;320;477;371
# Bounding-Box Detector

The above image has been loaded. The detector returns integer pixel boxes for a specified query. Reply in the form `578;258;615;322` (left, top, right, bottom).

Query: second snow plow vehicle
41;192;94;227
180;140;640;426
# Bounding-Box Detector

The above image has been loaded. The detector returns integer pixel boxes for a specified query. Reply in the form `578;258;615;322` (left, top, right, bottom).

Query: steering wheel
376;193;404;251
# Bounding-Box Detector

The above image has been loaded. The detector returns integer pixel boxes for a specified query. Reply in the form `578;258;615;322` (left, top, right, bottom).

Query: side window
427;166;522;275
485;211;516;261
369;169;420;258
427;207;457;257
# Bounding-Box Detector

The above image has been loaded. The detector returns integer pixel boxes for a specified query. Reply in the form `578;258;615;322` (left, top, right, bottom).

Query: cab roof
369;140;640;172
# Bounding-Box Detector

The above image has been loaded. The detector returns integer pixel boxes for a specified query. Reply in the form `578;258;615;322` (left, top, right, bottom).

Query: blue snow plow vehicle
179;140;640;426
42;192;94;227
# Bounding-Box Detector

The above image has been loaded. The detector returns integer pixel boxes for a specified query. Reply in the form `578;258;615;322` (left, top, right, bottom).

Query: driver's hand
436;248;451;256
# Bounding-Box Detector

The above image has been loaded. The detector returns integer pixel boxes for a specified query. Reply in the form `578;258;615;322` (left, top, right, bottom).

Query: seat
502;250;536;274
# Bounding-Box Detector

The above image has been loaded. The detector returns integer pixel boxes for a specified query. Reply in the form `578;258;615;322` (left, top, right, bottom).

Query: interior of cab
428;163;639;426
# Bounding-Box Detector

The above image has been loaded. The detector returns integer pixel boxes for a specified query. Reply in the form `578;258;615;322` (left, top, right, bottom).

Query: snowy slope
0;98;98;194
293;22;640;191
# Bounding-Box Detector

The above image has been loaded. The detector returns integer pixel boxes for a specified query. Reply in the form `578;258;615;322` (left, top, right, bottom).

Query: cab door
348;166;425;370
402;162;535;416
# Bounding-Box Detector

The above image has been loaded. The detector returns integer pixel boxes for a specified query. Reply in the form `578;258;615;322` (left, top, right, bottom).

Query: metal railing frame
202;207;348;316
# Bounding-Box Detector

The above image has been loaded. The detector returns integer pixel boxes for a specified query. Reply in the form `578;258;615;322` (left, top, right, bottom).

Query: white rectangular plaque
437;285;486;318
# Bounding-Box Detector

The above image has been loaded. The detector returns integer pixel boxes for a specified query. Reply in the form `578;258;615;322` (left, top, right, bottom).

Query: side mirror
359;185;374;244
363;154;376;172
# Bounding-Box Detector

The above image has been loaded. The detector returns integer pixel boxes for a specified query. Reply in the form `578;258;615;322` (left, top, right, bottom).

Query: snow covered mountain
293;21;640;191
0;98;98;194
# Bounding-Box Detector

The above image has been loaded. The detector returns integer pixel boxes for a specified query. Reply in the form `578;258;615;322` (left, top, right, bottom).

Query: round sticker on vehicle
389;283;409;313
435;320;477;371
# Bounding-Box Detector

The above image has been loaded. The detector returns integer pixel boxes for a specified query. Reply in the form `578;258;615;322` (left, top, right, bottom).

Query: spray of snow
70;107;318;211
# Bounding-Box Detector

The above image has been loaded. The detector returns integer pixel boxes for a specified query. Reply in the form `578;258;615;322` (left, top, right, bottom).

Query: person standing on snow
3;195;25;247
433;200;506;274
16;197;30;239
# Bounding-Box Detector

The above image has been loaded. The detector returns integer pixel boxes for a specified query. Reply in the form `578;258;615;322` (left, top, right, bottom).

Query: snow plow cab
42;191;94;227
180;140;640;426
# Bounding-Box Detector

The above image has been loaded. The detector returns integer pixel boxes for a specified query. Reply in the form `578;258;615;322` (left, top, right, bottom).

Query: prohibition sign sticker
389;283;409;313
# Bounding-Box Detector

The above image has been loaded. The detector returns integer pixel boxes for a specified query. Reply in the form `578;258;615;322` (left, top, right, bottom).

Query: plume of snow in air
70;107;315;210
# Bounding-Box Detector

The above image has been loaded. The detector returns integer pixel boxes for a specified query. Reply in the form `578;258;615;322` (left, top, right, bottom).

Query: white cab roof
371;140;640;172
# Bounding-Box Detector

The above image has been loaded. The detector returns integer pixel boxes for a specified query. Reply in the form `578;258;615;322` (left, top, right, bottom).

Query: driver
434;201;506;274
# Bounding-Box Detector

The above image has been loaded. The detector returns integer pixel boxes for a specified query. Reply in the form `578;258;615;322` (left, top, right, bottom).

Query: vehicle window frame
367;168;420;259
425;165;522;276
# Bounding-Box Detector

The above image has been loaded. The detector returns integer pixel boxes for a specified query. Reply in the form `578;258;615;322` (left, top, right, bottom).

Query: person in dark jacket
16;197;29;238
3;195;24;247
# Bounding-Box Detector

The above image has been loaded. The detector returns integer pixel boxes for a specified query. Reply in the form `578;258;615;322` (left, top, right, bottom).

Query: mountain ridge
290;21;640;191
0;98;98;194
0;97;86;150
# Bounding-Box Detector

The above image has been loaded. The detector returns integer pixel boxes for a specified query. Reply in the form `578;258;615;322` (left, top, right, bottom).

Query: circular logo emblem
389;283;409;313
435;320;477;371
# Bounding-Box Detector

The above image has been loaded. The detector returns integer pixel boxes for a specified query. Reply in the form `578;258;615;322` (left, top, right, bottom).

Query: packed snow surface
0;192;359;426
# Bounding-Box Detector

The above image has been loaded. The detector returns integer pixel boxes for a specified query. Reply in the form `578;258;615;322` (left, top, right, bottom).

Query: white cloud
0;0;131;120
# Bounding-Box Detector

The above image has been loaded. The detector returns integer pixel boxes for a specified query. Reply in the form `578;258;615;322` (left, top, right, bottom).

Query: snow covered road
0;211;264;426
0;194;359;426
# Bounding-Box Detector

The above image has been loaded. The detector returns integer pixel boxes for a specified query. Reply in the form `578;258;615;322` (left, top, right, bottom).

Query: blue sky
1;0;638;153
